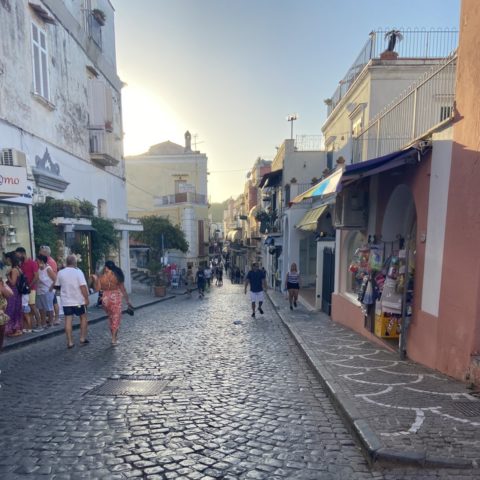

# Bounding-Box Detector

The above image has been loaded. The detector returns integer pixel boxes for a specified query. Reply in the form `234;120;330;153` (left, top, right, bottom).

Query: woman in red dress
91;261;132;346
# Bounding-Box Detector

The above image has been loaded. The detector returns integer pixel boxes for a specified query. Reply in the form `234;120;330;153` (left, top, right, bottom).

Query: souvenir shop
348;231;415;356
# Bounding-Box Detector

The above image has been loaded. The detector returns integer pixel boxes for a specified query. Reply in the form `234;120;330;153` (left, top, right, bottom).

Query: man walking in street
54;255;90;349
39;245;60;325
244;262;267;318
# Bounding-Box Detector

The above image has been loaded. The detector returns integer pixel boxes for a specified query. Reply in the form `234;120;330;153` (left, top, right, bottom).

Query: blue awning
341;147;419;185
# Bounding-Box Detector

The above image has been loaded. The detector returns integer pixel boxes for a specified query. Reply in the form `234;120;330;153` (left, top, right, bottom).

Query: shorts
287;282;300;290
36;292;55;312
21;294;30;307
28;290;36;305
63;305;86;317
249;291;264;303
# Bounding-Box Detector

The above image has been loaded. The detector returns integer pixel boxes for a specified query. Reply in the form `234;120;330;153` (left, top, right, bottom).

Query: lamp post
286;114;298;140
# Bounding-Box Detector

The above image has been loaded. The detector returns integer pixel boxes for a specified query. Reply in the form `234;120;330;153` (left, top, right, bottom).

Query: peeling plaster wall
0;0;126;218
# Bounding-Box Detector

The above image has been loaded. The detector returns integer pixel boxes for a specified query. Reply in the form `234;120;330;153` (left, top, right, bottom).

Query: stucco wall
0;1;123;178
436;0;480;380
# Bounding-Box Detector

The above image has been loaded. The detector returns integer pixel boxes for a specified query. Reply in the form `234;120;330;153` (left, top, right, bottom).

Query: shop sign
0;166;28;196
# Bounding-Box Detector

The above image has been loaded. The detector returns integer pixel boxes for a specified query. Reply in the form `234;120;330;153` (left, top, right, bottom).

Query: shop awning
291;168;343;203
341;147;418;186
295;205;329;231
258;169;282;188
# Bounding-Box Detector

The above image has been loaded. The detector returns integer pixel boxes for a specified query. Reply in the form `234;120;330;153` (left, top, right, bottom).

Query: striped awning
291;168;343;204
295;205;329;231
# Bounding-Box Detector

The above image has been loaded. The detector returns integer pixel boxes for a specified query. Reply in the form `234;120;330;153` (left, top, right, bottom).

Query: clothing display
348;240;414;341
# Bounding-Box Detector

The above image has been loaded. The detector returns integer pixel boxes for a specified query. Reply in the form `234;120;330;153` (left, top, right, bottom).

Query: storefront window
345;231;366;295
0;203;31;258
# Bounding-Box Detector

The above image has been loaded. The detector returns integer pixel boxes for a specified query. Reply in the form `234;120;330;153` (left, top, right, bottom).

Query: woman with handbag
91;260;133;346
4;251;24;337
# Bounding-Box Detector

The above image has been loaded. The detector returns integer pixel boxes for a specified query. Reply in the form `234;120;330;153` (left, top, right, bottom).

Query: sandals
67;344;75;349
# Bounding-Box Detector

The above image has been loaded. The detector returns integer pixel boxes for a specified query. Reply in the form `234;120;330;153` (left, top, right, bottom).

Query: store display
348;239;415;342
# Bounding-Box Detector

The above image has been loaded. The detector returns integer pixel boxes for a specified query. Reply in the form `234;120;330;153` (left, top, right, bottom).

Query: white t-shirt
54;267;87;306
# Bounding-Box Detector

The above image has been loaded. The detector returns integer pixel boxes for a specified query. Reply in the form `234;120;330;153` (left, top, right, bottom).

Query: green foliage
132;216;189;266
32;199;108;269
91;217;117;271
32;204;59;258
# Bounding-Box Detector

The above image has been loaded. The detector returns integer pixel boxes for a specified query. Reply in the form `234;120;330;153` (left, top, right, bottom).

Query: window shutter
88;79;106;128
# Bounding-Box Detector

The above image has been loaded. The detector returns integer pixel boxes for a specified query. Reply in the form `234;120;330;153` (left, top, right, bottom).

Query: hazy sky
114;0;460;203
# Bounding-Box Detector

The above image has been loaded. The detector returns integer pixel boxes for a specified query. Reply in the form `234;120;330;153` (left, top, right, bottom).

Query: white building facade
0;0;138;289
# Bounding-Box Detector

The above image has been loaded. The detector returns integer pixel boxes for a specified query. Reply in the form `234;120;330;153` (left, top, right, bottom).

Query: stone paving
268;289;480;472
0;282;478;479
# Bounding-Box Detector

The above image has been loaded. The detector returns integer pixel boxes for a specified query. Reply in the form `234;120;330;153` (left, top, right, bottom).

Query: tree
91;217;117;271
132;216;189;264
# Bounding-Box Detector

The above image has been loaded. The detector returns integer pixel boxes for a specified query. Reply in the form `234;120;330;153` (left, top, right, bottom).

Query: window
31;23;49;100
175;180;187;193
327;149;333;170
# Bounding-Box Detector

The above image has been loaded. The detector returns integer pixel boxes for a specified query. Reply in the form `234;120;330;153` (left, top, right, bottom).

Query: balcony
295;135;323;151
89;129;119;167
353;53;456;163
327;28;458;116
154;192;207;206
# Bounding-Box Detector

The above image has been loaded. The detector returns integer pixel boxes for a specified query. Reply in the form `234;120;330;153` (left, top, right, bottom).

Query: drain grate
88;379;170;396
452;401;480;417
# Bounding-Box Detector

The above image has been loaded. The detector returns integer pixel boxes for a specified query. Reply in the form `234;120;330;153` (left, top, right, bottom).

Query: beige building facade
126;132;209;269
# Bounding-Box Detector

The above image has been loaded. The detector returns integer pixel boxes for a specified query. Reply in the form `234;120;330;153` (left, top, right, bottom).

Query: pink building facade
331;1;480;382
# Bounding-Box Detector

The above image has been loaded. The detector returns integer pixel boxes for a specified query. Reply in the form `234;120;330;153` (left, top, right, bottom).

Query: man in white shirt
54;255;90;349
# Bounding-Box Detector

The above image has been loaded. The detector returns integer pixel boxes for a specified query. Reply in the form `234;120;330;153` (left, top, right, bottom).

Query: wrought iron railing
154;192;207;206
327;28;458;115
89;129;114;156
352;52;457;162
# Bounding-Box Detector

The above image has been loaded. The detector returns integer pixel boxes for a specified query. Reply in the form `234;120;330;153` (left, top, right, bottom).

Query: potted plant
149;260;167;297
290;177;297;183
92;8;106;26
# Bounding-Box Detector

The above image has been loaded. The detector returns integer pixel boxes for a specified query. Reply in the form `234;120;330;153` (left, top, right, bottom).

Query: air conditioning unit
1;148;27;167
334;186;368;229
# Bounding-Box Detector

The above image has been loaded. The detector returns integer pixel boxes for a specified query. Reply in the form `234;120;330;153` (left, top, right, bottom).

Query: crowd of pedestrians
0;245;132;351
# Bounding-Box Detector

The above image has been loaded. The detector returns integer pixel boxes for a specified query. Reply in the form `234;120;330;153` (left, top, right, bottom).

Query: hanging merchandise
362;277;375;305
368;244;383;271
381;277;403;314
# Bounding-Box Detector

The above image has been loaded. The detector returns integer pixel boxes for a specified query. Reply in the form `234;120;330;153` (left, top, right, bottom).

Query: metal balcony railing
352;52;457;163
295;135;323;151
154;192;207;206
327;28;458;115
89;128;119;166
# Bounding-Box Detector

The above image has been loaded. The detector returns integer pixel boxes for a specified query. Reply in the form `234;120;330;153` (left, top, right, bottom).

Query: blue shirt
246;269;265;293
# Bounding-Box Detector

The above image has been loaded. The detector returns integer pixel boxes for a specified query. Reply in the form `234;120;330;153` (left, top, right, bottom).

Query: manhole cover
452;401;480;417
89;379;170;396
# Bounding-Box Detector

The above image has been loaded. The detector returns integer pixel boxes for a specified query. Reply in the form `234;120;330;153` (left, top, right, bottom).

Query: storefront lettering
0;175;21;186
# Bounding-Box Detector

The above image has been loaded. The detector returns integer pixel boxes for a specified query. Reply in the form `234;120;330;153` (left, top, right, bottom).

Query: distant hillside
210;200;229;223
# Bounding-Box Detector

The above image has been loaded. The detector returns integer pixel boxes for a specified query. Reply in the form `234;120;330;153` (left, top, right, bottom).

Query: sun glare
121;84;185;156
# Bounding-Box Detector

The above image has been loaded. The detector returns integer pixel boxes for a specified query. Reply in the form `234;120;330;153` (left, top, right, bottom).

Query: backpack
17;271;31;295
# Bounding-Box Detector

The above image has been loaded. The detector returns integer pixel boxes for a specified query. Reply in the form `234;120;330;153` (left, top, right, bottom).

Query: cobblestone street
0;283;477;479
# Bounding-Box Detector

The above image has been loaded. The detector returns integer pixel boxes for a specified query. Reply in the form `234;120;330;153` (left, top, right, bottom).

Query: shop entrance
349;184;417;357
377;185;416;355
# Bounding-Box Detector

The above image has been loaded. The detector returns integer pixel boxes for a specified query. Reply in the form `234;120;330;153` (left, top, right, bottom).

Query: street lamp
286;114;298;140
